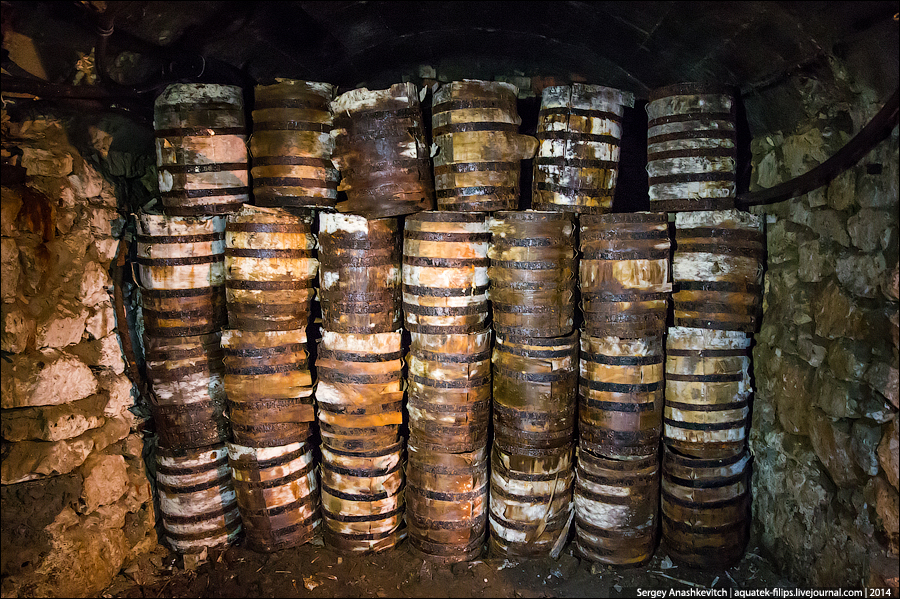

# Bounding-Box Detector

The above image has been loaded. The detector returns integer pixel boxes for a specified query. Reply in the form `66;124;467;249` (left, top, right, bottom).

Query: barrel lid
155;83;243;108
648;82;736;102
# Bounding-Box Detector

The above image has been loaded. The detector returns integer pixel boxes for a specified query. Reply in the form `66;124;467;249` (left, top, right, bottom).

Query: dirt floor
102;532;795;599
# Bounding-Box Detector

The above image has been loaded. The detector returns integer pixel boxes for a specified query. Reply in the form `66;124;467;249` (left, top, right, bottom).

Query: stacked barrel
403;212;492;562
648;83;760;568
487;211;578;557
221;204;320;552
250;80;339;211
574;212;670;566
315;213;406;554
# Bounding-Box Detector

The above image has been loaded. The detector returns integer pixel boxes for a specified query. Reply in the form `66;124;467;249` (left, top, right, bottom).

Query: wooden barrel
330;83;434;218
406;443;488;563
579;212;671;338
492;331;578;453
664;326;752;458
135;213;227;337
315;331;403;452
672;210;764;333
432;80;538;212
318;213;401;334
578;333;664;459
488;211;576;338
220;328;314;447
250;79;339;209
488;443;574;558
320;442;406;554
533;84;635;214
145;332;229;450
154;83;249;216
227;441;320;552
407;329;492;453
573;448;658;566
156;444;242;553
225;204;318;331
661;445;751;568
646;83;736;213
402;212;490;334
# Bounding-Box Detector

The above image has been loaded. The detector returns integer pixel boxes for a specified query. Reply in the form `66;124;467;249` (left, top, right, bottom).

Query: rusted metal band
534;156;619;169
675;245;764;260
433;161;518;175
337;125;423;142
253;121;330;132
408;458;486;477
647;112;735;128
238;495;318;519
157;471;232;495
492;403;574;423
335;105;419;122
318;369;402;384
491;512;568;535
323;506;404;524
434;185;517;199
573;515;655;540
489;259;565;270
224;343;305;358
228;396;314;411
411;421;488;438
666;348;750;358
229;446;309;471
578;378;660;393
225;361;309;375
677;227;763;242
155;126;245;137
408;532;486;557
340;158;428;177
660;512;748;536
225;248;314;259
661;489;748;510
489;238;563;249
664;417;749;432
647;129;736;144
402;255;489;268
232;431;313;448
649;82;735;101
439;200;516;212
490;304;567;317
665;372;744;383
489;485;555;504
673;314;754;330
136;254;223;266
403;230;492;243
403;283;489;297
317;348;402;363
648;147;736;162
665;399;748;412
319;256;398;268
581;289;668;302
407;397;490;414
581;397;658;412
148;361;221;380
163;517;242;542
159;163;248;174
649;198;735;212
664;446;749;468
408;211;487;223
151;400;223;416
576;468;658;488
404;322;488;334
317;399;403;416
146;345;220;360
580;228;668;241
497;331;578;346
156;455;228;476
407;483;487;502
322;460;402;479
254;98;331;110
402;302;487;316
536;181;615;197
161;503;238;525
161;186;249;198
136;232;224;245
652;172;737;187
676;281;761;294
156;101;243;113
412;348;491;363
582;248;670;260
432;121;519;136
226;222;311;234
253;177;339;189
251;155;335;168
582;353;663;366
230;421;311;435
144;323;224;338
675;301;758;315
255;196;336;207
141;286;222;298
574;485;647;506
231;460;315;489
226;278;314;290
410;374;491;389
432;98;516;113
495;344;574;359
495;366;574;383
536;131;620;144
320;301;399;316
539;107;623;122
579;426;660;444
227;303;309;316
162;204;247;217
408;512;488;534
321;484;390;502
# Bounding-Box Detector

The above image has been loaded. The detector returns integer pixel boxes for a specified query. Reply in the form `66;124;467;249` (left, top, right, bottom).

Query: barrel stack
403;212;492;563
486;211;578;558
220;204;320;552
648;82;761;569
315;213;407;554
574;212;670;567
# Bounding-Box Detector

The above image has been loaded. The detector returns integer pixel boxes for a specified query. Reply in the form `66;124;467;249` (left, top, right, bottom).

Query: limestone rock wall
1;113;157;598
749;68;899;588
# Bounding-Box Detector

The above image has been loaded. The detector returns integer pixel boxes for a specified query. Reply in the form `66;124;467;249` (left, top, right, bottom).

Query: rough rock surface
1;349;99;409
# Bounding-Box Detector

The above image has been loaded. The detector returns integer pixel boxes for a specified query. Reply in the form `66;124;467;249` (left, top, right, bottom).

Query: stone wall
748;66;899;587
1;111;158;597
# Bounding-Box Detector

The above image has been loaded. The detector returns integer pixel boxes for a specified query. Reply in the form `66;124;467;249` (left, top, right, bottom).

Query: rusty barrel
492;331;578;453
573;448;658;566
661;444;751;568
407;329;492;453
488;443;574;558
227;441;320;552
672;210;765;333
135;213;226;337
154;83;248;216
331;83;434;218
533;84;635;214
320;442;406;554
145;332;229;449
402;212;490;334
225;204;318;331
406;443;488;563
647;83;736;213
156;444;242;553
251;79;339;210
315;331;404;452
220;328;314;447
579;212;671;338
578;333;664;459
318;213;401;333
664;326;752;459
432;80;538;212
488;211;576;338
